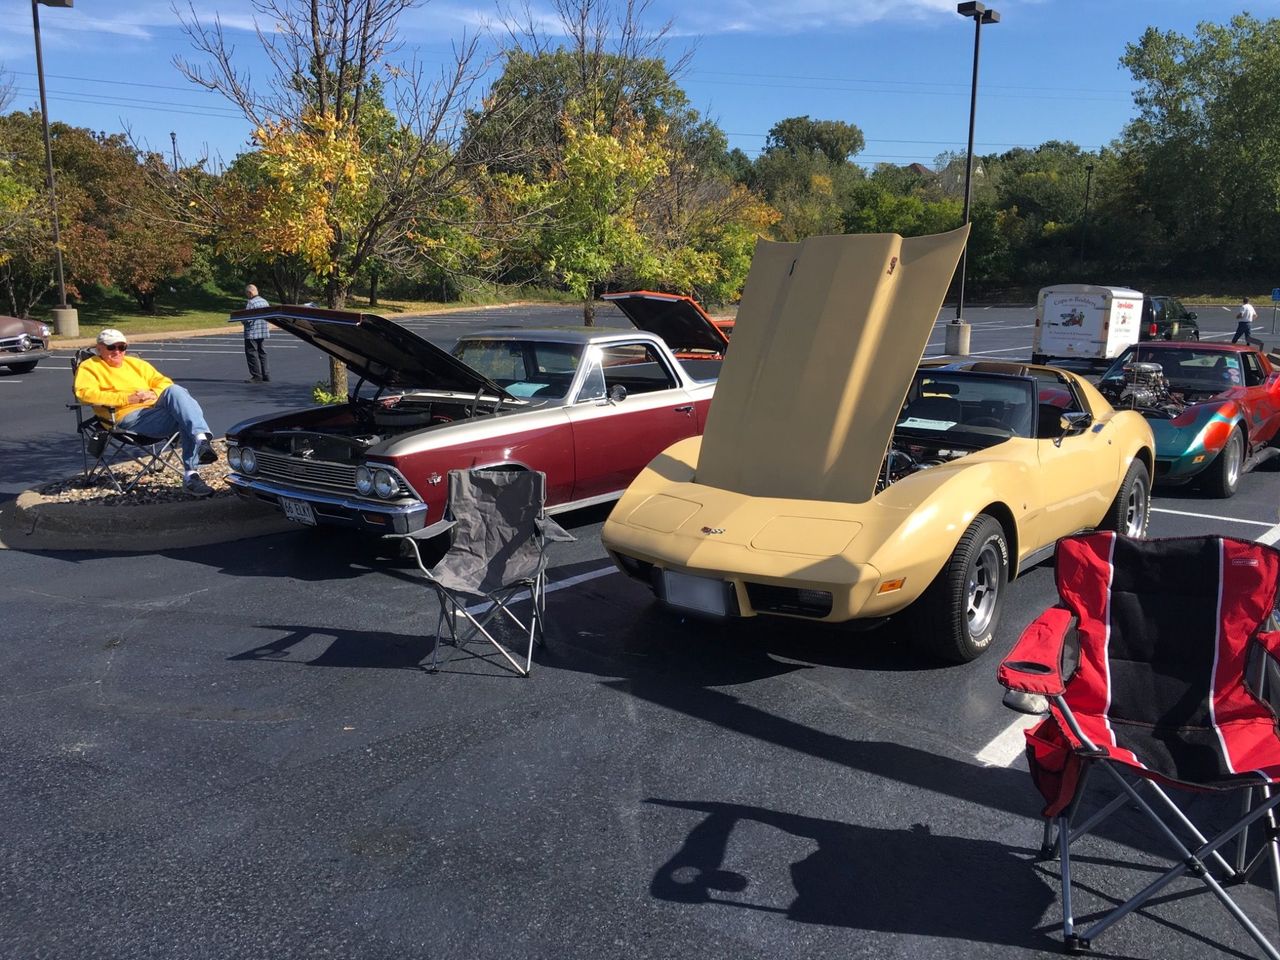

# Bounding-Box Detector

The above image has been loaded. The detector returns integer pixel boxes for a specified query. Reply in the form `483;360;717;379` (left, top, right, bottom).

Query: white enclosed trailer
1032;284;1143;364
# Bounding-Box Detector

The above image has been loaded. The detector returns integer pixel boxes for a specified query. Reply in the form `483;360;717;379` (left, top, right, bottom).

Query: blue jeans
117;384;211;473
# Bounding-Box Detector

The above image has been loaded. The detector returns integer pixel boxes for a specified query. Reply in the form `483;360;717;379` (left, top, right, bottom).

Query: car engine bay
1097;361;1220;418
876;437;980;493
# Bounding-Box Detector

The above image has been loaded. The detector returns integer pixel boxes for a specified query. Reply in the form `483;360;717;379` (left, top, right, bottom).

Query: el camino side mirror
608;384;628;404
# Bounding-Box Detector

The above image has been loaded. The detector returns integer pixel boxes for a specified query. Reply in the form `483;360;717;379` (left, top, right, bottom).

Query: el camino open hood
603;291;729;354
231;305;515;399
695;227;969;504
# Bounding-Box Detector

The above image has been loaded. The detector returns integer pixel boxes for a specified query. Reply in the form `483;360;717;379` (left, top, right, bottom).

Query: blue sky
3;1;1273;169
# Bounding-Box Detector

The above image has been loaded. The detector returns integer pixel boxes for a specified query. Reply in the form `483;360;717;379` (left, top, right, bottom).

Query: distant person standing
233;284;271;382
1232;296;1259;345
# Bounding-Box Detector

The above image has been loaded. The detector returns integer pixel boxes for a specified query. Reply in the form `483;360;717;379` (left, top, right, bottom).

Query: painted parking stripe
979;515;1280;768
1151;507;1275;528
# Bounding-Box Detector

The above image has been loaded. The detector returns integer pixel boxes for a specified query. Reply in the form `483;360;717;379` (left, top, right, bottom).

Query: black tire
1204;428;1243;498
1031;353;1047;366
4;361;36;374
907;514;1008;664
1098;460;1151;538
1190;330;1200;341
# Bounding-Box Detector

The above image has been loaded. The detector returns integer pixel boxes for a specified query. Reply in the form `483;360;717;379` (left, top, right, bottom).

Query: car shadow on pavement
646;798;1057;951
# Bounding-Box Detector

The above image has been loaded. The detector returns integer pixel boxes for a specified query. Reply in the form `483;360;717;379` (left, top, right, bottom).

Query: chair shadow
647;798;1057;950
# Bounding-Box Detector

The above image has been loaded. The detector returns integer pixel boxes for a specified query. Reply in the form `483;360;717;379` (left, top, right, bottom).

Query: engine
876;441;971;493
1098;361;1184;417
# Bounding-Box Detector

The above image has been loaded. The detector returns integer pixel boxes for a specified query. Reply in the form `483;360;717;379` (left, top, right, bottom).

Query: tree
175;0;521;395
764;116;864;164
539;104;669;323
1119;14;1280;280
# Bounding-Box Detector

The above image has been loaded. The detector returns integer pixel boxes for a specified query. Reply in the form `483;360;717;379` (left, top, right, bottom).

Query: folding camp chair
68;347;183;493
392;469;574;676
998;532;1280;957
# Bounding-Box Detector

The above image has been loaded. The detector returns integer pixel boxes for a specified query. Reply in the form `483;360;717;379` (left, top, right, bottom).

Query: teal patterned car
1097;341;1280;497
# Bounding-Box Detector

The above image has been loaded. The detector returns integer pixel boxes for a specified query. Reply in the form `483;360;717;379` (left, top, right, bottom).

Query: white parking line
1152;507;1275;528
976;713;1038;767
978;515;1280;768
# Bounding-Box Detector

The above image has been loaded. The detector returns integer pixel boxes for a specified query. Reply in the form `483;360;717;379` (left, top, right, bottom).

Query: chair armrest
997;605;1074;697
389;517;456;542
536;515;575;543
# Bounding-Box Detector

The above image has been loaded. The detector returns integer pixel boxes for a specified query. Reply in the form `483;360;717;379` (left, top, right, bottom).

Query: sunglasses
103;343;128;352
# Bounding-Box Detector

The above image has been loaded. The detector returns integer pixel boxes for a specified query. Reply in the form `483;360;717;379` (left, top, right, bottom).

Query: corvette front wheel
1098;460;1150;538
908;514;1008;664
1204;428;1243;498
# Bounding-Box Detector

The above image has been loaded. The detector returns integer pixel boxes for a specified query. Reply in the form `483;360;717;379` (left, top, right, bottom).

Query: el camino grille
252;449;409;496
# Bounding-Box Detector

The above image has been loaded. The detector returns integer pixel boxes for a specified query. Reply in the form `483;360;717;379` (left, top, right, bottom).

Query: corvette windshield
1102;347;1242;390
897;372;1036;440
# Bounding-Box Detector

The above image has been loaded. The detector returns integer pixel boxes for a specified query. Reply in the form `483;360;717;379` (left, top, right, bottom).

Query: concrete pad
0;487;297;551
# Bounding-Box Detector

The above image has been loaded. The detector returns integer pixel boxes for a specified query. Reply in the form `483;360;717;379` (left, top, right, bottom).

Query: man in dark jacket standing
234;284;271;382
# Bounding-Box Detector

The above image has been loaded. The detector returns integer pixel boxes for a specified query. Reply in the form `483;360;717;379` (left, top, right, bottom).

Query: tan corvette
601;228;1156;662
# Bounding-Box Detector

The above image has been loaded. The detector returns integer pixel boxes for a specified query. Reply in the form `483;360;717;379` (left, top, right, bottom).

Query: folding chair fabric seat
393;468;574;676
999;531;1280;956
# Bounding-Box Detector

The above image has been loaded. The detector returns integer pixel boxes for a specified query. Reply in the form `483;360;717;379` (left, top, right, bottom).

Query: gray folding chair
393;469;574;676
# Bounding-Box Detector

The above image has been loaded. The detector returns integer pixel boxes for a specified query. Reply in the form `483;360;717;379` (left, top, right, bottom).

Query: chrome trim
226;442;416;498
226;474;428;532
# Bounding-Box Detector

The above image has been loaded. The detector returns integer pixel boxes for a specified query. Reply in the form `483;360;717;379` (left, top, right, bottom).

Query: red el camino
223;305;718;533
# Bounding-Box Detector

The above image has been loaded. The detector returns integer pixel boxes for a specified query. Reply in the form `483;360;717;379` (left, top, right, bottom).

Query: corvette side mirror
1060;411;1093;438
608;384;628;404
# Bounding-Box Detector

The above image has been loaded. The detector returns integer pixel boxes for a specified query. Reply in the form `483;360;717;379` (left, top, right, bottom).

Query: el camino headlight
355;466;374;496
240;447;258;474
39;324;50;338
373;469;397;499
227;445;243;470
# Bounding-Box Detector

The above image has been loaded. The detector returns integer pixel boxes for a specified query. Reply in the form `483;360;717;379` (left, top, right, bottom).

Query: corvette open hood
603;291;729;354
695;227;969;504
231;304;515;399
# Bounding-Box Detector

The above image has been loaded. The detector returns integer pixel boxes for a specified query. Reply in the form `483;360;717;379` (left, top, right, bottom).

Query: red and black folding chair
998;532;1280;957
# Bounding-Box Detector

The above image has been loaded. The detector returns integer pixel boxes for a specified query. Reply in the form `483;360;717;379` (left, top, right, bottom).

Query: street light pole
948;1;999;357
1078;162;1095;273
31;0;77;336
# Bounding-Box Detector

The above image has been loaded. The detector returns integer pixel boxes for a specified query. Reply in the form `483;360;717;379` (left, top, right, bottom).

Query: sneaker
196;437;218;465
244;378;263;383
184;474;215;498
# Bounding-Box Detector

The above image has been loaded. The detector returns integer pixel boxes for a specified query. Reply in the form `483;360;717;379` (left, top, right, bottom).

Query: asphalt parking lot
2;301;1280;959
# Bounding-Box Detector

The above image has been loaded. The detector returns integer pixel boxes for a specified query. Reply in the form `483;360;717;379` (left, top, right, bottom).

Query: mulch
34;440;233;506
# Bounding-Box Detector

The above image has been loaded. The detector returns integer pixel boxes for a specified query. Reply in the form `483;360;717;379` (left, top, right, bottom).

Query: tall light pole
1078;162;1095;273
31;0;77;336
947;1;999;357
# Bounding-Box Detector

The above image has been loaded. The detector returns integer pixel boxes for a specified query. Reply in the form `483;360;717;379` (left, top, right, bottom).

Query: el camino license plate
662;570;729;617
280;497;316;525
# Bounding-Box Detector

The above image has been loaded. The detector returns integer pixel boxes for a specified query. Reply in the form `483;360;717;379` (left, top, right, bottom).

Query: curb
0;488;298;552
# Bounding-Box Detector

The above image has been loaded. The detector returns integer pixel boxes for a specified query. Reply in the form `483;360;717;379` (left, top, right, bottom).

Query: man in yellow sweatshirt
74;328;219;497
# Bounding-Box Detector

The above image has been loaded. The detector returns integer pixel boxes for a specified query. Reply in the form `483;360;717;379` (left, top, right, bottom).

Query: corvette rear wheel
1098;460;1150;538
908;514;1008;664
1205;428;1243;499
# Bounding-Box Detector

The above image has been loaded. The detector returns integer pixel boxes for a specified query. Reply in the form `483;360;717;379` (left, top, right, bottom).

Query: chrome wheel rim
1225;434;1242;488
967;541;1002;638
1124;473;1149;537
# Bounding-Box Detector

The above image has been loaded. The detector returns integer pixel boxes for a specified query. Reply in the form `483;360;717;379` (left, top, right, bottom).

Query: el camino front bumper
0;348;51;366
226;473;429;534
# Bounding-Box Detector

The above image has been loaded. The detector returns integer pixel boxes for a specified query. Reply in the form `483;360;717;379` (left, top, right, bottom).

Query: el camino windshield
1102;347;1243;390
453;339;584;401
897;372;1036;440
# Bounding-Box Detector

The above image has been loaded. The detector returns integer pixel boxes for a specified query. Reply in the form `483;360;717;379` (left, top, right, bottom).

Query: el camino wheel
1205;428;1243;499
1099;460;1150;538
908;514;1008;664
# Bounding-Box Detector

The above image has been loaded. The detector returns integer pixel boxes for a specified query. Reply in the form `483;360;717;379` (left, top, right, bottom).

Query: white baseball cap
96;328;128;346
